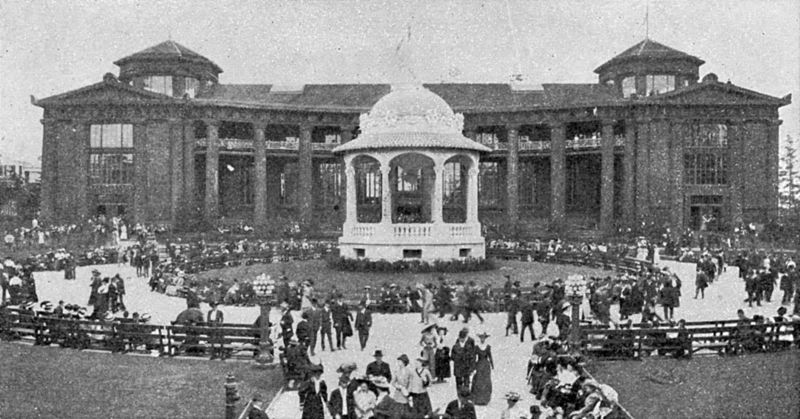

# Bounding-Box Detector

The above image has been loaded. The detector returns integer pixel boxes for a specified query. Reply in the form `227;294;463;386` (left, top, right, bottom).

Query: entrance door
689;195;724;231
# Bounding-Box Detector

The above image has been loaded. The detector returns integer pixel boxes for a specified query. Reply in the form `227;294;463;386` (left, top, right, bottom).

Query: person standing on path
450;327;476;391
354;300;372;351
421;283;434;325
695;267;709;299
308;298;322;356
332;296;353;350
469;332;493;406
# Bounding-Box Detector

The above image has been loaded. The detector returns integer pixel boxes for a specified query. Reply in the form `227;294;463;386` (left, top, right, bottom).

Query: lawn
586;350;800;419
0;342;283;418
195;259;610;293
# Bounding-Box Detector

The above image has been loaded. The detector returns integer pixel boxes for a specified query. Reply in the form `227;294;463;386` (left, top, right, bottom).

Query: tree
779;134;800;218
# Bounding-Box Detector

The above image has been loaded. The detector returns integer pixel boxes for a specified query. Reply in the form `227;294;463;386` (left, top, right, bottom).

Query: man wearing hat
366;350;392;382
298;364;327;419
451;327;476;390
444;387;476;419
280;301;294;348
328;375;352;419
354;300;372;351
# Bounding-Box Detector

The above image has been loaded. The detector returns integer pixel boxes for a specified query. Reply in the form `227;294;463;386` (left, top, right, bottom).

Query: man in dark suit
444;387;477;419
328;376;352;419
520;296;535;342
366;350;392;382
308;299;321;356
320;300;334;351
450;328;476;390
332;297;352;350
354;300;372;351
296;311;311;350
280;302;294;348
298;364;327;419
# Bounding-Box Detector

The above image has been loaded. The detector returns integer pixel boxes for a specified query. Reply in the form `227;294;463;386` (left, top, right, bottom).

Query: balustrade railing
449;225;474;237
350;225;375;237
392;224;432;238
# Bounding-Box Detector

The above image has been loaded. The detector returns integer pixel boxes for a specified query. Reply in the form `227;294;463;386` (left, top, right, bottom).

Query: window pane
90;125;102;148
121;125;133;148
102;124;121;148
163;76;173;96
622;76;636;98
184;78;198;98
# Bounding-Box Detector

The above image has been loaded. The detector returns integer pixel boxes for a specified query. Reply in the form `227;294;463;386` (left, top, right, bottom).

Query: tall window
519;161;536;206
395;167;421;192
478;162;502;206
622;76;636;98
646;74;675;95
89;124;134;185
143;76;173;96
356;162;381;204
184;78;199;98
280;163;298;205
684;124;729;185
318;162;343;206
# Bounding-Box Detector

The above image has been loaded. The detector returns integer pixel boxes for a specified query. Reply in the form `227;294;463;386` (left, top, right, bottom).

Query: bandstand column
204;120;220;221
340;126;354;221
432;160;444;223
345;165;356;223
600;120;615;234
183;121;196;216
467;164;479;223
380;160;392;223
550;122;566;229
253;122;268;228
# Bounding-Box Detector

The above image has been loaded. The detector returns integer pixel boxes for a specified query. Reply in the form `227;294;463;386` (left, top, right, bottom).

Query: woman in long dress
470;331;494;405
419;324;437;375
433;327;450;383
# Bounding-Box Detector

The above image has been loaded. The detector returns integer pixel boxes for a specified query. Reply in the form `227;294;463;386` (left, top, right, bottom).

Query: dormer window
185;77;199;98
143;75;173;96
646;74;675;95
622;76;636;98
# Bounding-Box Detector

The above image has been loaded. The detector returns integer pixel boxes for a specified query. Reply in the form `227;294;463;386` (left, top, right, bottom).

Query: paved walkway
32;259;789;419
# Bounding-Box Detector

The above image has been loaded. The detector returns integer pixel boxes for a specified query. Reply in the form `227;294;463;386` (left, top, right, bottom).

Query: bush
326;256;496;273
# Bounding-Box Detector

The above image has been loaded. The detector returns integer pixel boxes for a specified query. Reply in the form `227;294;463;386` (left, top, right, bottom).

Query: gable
648;82;789;106
34;80;177;107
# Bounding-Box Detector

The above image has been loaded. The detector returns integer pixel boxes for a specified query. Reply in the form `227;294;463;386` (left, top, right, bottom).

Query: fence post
224;373;240;419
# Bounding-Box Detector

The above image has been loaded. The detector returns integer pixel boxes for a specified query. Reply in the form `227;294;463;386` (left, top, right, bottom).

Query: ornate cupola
594;38;705;98
113;40;222;98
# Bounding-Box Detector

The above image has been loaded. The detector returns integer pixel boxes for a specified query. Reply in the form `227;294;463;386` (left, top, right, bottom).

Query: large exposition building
34;39;790;235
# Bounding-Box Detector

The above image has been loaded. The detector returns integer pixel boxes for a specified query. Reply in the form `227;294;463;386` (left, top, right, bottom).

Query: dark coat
320;307;333;330
280;311;294;338
443;399;477;419
355;309;372;333
366;360;392;382
520;301;534;325
332;303;353;336
450;337;476;378
328;387;353;419
309;307;322;332
296;319;311;343
298;379;328;419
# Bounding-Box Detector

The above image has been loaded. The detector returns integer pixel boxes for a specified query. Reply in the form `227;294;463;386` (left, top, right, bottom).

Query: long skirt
434;347;450;379
410;392;432;416
470;358;492;405
421;346;436;375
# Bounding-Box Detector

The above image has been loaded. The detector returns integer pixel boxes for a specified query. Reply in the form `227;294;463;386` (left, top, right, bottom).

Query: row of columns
195;121;355;229
469;120;628;233
342;155;481;225
194;119;629;232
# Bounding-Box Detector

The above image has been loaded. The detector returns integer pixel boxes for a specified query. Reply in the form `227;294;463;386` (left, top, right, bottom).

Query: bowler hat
373;350;384;357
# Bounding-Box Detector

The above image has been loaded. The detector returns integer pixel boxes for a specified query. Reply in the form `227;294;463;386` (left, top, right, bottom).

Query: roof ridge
169;40;182;56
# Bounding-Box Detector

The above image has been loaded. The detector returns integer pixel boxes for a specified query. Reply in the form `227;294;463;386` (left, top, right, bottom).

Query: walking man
450;327;476;390
354;300;372;351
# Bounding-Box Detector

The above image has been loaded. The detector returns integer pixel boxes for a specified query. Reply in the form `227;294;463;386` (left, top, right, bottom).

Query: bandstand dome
334;84;488;262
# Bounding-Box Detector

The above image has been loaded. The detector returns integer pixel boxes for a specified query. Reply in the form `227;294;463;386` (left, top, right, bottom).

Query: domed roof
334;84;490;153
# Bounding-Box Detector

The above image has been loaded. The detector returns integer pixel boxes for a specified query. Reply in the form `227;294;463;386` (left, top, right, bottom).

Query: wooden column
634;120;650;223
622;120;636;226
766;120;782;221
599;121;615;234
670;122;686;233
297;124;313;228
253;122;268;228
550;123;566;229
169;119;184;226
506;125;520;225
204;120;220;221
183;121;196;218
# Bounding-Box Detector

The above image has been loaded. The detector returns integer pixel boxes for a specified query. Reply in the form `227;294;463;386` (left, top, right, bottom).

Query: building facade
33;39;790;234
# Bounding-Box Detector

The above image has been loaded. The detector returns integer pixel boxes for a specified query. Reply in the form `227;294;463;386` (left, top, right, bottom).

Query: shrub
326;256;495;273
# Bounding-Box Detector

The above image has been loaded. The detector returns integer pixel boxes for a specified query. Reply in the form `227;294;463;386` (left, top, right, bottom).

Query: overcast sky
1;0;798;163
